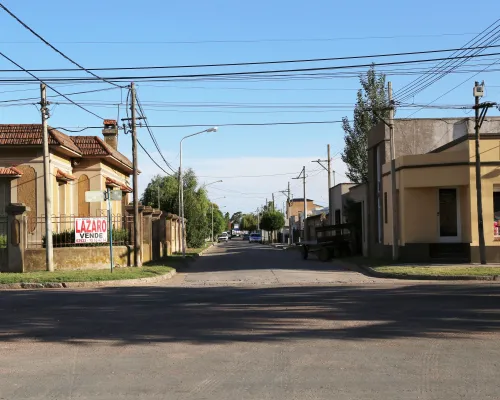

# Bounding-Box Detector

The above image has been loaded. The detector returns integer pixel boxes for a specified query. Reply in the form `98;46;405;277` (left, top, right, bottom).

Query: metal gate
0;216;8;270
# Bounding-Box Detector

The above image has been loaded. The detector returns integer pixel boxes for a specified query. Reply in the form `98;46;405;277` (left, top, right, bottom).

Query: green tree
259;210;285;242
240;213;257;232
142;169;212;248
341;66;391;183
231;211;243;227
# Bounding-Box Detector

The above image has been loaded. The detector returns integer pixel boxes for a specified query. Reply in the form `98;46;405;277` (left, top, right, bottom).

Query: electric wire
2;44;500;72
0;2;122;88
0;50;104;119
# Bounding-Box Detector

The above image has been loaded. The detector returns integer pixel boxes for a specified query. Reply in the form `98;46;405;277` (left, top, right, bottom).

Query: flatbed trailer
300;223;353;262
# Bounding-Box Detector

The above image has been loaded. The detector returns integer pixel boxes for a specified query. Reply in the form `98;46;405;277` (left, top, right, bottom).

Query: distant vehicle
242;234;250;240
249;233;262;243
217;233;229;243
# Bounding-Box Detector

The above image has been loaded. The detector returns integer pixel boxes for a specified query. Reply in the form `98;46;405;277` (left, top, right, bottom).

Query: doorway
438;188;460;242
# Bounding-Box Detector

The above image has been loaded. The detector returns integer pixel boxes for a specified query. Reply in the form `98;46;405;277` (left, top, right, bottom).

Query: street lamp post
179;127;218;257
210;197;225;242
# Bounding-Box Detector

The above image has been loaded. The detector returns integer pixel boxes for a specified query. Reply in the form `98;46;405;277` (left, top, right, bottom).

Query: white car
217;233;229;243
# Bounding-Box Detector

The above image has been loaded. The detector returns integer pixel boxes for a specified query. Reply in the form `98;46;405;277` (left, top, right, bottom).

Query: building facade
369;116;500;263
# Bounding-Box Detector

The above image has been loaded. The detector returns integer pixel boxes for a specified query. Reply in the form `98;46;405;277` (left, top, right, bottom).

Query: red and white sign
75;217;108;243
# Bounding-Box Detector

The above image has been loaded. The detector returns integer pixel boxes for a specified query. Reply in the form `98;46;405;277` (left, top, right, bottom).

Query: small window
384;192;388;224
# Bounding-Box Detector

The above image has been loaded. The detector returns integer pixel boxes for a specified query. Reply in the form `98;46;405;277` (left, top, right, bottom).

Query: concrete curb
198;243;214;256
0;269;176;290
338;260;500;281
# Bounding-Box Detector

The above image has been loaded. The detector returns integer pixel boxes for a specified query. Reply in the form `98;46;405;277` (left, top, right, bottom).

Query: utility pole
272;193;275;211
293;166;307;241
312;144;332;223
473;81;497;264
388;81;398;261
327;144;332;191
288;181;292;244
157;183;161;210
211;202;214;242
130;82;141;267
40;83;53;272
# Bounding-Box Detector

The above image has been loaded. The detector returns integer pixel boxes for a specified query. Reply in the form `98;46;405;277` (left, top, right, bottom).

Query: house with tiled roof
0;120;132;228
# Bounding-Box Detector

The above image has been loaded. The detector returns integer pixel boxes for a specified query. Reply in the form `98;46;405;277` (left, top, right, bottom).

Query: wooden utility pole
293;167;307;241
388;81;398;261
40;83;54;272
130;83;141;267
311;145;332;222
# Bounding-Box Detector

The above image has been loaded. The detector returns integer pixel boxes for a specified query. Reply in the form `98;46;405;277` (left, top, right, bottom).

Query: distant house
286;198;324;240
0;120;133;227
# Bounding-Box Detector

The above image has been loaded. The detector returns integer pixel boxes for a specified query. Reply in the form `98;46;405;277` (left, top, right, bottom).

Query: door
438;188;460;242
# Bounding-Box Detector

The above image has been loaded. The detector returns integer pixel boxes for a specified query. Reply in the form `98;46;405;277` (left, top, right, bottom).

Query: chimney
102;119;118;150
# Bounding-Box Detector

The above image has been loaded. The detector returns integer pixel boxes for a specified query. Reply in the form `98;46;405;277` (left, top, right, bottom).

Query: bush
43;228;129;248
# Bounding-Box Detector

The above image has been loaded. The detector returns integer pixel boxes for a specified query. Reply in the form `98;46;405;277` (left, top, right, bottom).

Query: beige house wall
382;137;500;249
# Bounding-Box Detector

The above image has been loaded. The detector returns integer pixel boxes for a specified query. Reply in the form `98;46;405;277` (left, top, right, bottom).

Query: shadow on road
1;283;499;345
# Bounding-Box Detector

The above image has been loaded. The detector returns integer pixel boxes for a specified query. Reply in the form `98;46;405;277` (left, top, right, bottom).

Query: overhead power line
0;86;120;104
135;91;177;173
0;50;104;119
137;138;172;176
0;2;122;88
2;51;500;84
55;120;346;130
395;20;500;101
0;31;478;44
2;44;500;72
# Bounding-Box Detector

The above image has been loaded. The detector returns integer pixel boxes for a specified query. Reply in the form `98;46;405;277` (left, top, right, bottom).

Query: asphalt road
1;239;500;399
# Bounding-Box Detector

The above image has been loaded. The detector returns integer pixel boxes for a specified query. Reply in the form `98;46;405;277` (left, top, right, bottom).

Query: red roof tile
0;124;132;171
105;177;133;192
0;166;22;176
71;136;132;169
0;124;81;153
55;169;76;181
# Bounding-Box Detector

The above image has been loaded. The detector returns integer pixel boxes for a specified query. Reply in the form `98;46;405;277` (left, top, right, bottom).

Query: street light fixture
202;179;223;189
210;197;226;242
179;127;218;257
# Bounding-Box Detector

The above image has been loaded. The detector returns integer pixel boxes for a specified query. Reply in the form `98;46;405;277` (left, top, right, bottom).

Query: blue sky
1;0;499;213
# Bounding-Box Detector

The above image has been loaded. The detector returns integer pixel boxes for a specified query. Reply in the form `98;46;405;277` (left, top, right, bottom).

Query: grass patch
172;242;212;257
0;266;174;284
372;265;500;277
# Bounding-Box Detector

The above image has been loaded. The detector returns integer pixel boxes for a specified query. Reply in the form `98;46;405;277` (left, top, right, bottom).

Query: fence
27;215;134;249
0;215;7;270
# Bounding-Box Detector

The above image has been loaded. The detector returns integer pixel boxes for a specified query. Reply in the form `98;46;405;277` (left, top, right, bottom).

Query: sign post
107;187;114;273
84;189;123;273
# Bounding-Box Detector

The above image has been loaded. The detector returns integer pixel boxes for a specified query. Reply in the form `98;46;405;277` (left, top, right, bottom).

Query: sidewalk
338;259;500;281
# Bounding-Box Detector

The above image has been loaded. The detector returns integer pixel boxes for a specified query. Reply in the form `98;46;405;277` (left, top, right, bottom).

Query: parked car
249;233;262;243
242;234;250;240
217;233;229;243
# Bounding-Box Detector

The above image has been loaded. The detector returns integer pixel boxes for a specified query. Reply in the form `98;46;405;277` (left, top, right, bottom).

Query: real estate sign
75;217;108;243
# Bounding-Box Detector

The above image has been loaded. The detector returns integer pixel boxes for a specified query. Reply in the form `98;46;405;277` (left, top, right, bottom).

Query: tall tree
142;169;215;248
230;211;243;226
259;210;285;242
341;66;391;183
240;213;257;232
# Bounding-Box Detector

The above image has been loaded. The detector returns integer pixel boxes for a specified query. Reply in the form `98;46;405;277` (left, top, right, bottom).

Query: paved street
1;239;500;399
